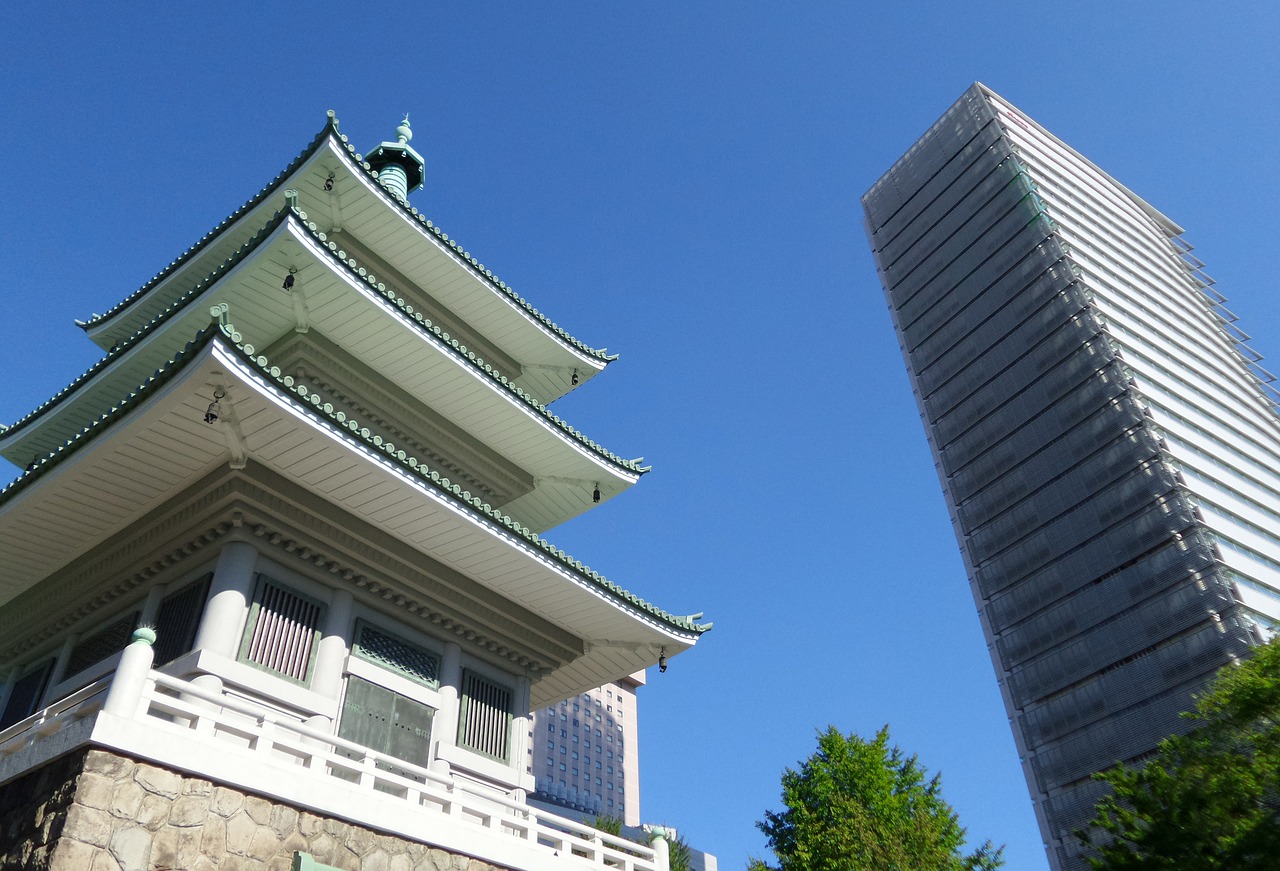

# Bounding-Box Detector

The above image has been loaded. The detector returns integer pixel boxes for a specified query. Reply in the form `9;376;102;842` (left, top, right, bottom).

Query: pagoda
0;112;707;871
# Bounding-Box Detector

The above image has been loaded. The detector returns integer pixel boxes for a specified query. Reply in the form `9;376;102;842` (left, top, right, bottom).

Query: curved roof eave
288;214;648;476
0;321;708;639
77;117;339;337
78;112;616;368
5;211;646;480
0;210;295;459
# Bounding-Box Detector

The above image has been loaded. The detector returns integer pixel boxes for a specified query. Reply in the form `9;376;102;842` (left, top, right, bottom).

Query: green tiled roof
0;324;220;500
78;113;614;365
6;208;644;477
295;210;646;474
0;319;708;637
2;210;292;444
76;126;332;331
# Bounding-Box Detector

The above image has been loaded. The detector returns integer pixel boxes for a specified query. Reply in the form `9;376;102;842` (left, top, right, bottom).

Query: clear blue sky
3;4;1279;869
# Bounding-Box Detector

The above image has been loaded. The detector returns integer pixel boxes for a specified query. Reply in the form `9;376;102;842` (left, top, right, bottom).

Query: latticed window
458;669;513;761
153;574;211;666
351;621;439;688
65;610;140;676
238;576;326;684
0;659;53;730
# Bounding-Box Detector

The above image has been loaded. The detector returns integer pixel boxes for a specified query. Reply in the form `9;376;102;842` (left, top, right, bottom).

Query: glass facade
864;84;1271;871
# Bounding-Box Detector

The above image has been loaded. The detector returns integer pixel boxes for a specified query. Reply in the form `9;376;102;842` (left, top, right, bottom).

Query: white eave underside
4;218;636;532
83;138;605;405
0;342;691;706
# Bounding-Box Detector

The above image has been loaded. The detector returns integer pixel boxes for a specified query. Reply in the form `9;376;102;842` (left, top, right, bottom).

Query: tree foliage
1082;638;1280;870
751;726;1003;871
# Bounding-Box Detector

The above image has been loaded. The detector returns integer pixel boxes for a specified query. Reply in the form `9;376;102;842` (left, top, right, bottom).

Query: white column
192;541;258;658
431;640;462;775
510;672;533;798
103;628;156;718
305;589;353;732
190;541;258;697
138;586;165;627
647;827;672;871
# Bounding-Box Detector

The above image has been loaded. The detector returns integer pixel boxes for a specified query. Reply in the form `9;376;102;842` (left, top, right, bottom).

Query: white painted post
103;628;156;718
430;640;462;776
647;827;672;871
306;589;353;733
511;672;532;800
192;541;258;657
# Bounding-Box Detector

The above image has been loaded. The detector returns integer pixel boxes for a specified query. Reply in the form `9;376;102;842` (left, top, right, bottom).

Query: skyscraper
863;84;1277;870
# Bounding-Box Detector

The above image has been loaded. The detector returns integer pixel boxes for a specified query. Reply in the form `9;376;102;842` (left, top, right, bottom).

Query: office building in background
864;84;1277;870
529;673;643;825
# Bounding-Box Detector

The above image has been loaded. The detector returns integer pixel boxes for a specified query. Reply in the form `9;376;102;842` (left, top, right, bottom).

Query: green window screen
238;576;326;684
65;610;139;677
352;621;439;688
153;574;212;666
458;669;513;761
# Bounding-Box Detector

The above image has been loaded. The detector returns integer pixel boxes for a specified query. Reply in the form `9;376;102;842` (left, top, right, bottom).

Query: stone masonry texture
0;748;508;871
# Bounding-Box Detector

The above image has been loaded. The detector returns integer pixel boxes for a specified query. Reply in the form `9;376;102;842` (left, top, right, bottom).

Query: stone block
281;830;309;856
269;803;299;838
91;848;123;871
201;814;228;861
363;848;391;871
108;824;152;870
135;764;182;799
244;795;273;824
184;777;215;796
137;794;170;831
226;810;257;855
170;794;211;827
212;786;246;817
63;804;113;848
345;826;375;856
84;750;135;781
109;780;145;819
298;810;322;836
49;837;98;871
150;827;179;870
152;825;203;869
248;823;282;859
76;773;117;811
307;831;340;863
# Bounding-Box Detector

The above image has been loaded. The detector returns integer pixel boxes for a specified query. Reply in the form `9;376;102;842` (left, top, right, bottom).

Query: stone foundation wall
1;748;505;871
0;747;84;868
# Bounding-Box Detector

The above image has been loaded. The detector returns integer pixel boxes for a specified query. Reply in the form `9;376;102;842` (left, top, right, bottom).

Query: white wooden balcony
0;633;668;871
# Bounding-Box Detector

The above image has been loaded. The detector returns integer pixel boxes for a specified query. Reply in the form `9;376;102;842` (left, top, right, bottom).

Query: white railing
0;634;665;871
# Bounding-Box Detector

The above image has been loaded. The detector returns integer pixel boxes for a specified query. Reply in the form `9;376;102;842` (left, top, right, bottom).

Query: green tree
1082;638;1280;870
751;726;1003;871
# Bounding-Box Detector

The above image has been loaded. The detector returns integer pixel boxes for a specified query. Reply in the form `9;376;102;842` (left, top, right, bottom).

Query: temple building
0;112;707;870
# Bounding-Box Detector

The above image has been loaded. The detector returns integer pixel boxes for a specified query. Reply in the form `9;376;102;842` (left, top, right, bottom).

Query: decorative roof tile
0;319;707;637
2;210;292;443
295;212;646;474
9;207;644;476
79;113;614;366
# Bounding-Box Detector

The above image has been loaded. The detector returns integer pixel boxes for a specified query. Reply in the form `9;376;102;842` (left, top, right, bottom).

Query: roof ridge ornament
366;114;425;202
